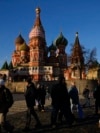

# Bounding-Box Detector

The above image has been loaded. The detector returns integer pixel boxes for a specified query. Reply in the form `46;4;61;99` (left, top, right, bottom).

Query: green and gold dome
20;42;29;51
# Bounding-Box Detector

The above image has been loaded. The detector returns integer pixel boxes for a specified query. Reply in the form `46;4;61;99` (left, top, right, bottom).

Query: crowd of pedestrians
0;73;100;132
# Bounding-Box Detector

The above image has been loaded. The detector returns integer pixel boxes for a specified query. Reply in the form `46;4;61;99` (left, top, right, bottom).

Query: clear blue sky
0;0;100;67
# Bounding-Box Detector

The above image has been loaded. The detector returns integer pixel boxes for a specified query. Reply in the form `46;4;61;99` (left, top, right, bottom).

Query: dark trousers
51;104;74;125
25;107;41;127
95;100;100;114
0;113;14;132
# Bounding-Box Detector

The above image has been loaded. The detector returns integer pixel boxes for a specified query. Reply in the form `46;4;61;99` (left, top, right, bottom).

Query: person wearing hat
0;78;14;132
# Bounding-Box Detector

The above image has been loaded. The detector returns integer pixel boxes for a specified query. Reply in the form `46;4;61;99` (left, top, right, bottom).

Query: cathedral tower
29;7;47;67
70;32;84;79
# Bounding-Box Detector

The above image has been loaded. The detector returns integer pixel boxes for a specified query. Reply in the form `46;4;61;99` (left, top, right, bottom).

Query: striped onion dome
29;7;45;39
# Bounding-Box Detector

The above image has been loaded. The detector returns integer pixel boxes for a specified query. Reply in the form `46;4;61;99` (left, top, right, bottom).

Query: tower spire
36;7;41;16
29;7;45;39
34;7;42;26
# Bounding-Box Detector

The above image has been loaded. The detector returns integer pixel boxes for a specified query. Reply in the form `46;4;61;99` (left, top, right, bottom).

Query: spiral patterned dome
29;26;45;39
54;32;68;46
29;7;45;39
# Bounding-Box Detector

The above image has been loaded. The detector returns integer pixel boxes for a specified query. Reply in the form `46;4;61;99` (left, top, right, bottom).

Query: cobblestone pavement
8;93;95;115
8;94;52;115
5;94;97;133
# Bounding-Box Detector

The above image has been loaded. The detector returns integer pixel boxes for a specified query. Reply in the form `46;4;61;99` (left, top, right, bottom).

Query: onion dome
29;7;45;39
20;42;29;51
54;32;68;46
15;34;25;44
48;42;57;51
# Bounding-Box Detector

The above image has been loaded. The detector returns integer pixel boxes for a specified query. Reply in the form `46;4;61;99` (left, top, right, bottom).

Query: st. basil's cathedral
1;7;86;82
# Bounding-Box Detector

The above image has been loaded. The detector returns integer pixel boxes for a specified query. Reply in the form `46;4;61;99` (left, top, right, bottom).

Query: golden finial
35;7;41;14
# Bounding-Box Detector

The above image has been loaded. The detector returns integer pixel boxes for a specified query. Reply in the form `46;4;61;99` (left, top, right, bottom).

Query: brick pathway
8;93;95;115
8;94;52;115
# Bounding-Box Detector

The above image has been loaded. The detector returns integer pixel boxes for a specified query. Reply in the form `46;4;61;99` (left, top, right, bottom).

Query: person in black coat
50;76;74;127
82;85;90;107
37;84;46;112
0;79;14;133
23;78;41;132
36;83;42;111
40;85;46;111
68;81;84;119
93;79;100;115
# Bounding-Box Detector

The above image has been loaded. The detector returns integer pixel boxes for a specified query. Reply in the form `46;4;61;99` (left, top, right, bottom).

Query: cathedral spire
29;7;45;39
76;31;78;37
34;7;42;26
71;32;84;65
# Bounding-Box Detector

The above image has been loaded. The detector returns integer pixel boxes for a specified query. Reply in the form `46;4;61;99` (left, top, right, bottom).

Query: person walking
39;84;46;112
36;83;42;111
50;76;74;127
68;81;84;119
82;85;90;107
23;77;41;132
93;79;100;115
0;78;14;133
46;86;50;100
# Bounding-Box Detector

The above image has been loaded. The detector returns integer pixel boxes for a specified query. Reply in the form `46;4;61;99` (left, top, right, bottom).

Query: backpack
4;88;14;108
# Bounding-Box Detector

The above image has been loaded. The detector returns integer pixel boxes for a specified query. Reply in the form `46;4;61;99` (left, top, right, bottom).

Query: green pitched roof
9;61;13;69
1;61;9;70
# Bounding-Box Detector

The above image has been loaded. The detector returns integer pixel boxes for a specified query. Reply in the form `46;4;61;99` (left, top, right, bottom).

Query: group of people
50;77;100;127
50;76;84;127
1;75;100;132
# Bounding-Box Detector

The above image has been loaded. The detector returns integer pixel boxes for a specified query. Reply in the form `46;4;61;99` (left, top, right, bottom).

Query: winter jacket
0;86;13;113
68;86;79;105
93;84;100;101
51;83;70;107
25;82;37;108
